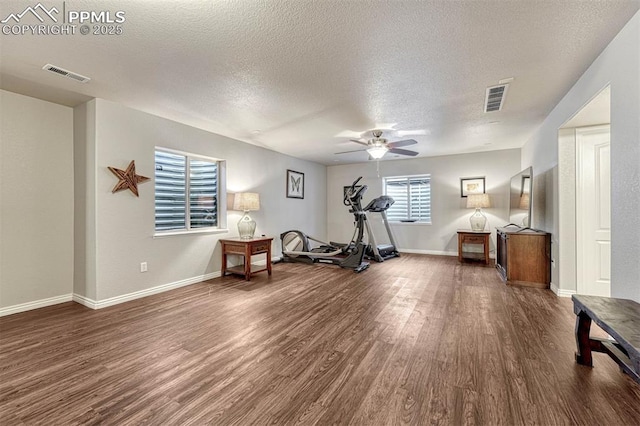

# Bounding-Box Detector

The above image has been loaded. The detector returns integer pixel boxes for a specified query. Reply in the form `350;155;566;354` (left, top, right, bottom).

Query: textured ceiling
1;1;638;165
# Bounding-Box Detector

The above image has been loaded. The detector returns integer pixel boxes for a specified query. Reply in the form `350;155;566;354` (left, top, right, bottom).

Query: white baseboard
72;293;97;309
398;249;496;259
550;282;576;298
399;249;457;256
0;294;73;317
1;272;222;315
74;271;222;310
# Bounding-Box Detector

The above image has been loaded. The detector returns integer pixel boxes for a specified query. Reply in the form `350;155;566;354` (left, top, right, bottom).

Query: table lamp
233;192;260;239
467;193;490;231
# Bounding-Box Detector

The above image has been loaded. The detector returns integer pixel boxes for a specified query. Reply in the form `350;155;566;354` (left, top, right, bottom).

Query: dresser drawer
224;243;246;254
462;235;485;244
251;242;270;254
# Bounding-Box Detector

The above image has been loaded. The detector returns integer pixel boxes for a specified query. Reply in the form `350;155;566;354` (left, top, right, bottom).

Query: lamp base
469;208;487;231
238;212;256;239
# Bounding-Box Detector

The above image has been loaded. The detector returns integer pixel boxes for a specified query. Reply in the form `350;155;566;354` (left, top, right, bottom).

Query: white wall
521;11;640;301
73;100;97;300
327;149;521;256
80;98;326;302
0;90;74;310
557;128;577;295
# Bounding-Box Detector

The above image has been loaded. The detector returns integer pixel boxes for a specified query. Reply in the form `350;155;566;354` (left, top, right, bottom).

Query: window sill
154;228;230;238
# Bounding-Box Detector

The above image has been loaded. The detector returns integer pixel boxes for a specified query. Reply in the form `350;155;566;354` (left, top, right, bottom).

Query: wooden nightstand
457;230;491;265
220;237;273;281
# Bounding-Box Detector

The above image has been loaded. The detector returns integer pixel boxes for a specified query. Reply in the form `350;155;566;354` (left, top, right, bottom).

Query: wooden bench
572;294;640;384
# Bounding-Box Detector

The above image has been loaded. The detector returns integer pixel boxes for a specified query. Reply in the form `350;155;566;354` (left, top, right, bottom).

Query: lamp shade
232;192;260;212
367;146;388;159
466;193;490;209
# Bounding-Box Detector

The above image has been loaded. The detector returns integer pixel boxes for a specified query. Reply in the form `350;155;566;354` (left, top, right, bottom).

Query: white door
576;125;611;296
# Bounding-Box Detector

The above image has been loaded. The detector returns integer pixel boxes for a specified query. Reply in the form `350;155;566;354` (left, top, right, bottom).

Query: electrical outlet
140;262;148;272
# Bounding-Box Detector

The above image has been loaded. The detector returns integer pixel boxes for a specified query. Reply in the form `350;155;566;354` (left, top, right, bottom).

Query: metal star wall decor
108;160;150;197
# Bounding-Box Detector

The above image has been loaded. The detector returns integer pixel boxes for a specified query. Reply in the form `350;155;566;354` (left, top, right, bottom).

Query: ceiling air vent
484;83;509;112
42;63;90;83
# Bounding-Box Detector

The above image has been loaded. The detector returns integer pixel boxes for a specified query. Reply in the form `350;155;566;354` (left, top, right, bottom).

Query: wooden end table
220;237;273;281
457;230;491;265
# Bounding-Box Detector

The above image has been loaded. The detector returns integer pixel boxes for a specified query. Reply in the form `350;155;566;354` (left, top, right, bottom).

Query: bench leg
575;311;593;367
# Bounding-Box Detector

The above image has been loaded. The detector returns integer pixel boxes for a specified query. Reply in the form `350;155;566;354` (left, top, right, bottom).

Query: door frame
556;84;610;297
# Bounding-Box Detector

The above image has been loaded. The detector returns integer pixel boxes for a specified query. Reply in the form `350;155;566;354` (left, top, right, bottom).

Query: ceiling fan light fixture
367;146;388;159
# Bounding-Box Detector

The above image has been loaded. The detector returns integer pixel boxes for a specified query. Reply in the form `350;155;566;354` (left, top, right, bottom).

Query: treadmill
363;195;400;262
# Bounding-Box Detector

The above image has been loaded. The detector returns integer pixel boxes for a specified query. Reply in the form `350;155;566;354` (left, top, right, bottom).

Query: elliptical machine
280;177;370;273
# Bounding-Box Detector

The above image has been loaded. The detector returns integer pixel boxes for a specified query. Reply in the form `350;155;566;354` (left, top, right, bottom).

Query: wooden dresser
495;227;551;288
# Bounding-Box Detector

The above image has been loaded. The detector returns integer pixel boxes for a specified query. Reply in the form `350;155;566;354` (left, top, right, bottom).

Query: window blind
155;151;186;231
384;175;431;223
189;160;217;228
155;150;219;231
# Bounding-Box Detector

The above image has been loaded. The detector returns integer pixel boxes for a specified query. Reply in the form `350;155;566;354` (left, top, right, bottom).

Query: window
383;175;431;223
154;148;226;233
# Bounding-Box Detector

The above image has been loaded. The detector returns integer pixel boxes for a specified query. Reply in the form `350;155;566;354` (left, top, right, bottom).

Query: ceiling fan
335;130;419;160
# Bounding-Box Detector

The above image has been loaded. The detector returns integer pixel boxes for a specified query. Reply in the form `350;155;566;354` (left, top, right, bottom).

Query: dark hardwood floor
1;254;639;425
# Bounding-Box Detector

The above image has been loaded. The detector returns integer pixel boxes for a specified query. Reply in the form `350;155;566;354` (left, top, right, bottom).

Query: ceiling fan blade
388;148;419;156
349;139;369;146
335;148;367;155
387;139;418;148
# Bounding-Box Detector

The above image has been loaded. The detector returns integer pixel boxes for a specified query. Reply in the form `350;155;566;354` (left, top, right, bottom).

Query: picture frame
286;169;304;199
460;177;485;197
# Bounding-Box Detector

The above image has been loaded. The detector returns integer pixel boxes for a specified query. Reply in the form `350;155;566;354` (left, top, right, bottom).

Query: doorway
557;85;611;297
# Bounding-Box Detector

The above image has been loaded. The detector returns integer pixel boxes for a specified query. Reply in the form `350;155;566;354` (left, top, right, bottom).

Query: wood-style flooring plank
1;254;640;425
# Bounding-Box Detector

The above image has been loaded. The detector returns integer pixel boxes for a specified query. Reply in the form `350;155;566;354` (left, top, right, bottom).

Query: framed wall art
286;169;304;199
460;177;485;197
